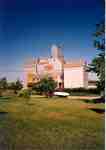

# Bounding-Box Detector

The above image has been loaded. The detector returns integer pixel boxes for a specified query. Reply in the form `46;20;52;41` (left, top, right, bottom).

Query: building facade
64;60;88;88
23;45;88;89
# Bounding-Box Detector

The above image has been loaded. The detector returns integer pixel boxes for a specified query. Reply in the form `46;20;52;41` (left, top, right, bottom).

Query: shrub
18;89;31;98
32;77;57;97
8;80;23;94
64;88;100;96
0;77;8;90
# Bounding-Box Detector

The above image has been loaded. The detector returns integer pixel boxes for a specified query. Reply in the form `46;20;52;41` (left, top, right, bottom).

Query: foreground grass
0;96;104;150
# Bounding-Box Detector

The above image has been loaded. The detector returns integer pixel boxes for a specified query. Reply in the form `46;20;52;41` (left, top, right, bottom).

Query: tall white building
24;45;88;89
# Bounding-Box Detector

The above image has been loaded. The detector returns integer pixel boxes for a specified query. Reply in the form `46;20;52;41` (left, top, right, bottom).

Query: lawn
0;96;105;150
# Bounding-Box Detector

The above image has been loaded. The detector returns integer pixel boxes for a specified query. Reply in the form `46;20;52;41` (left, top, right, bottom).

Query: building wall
88;81;97;89
64;67;87;88
49;58;62;72
23;59;38;87
49;58;63;84
83;67;88;88
88;84;97;89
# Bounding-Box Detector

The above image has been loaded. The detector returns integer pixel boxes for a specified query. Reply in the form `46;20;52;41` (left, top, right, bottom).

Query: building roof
64;59;86;68
38;58;49;65
44;64;53;70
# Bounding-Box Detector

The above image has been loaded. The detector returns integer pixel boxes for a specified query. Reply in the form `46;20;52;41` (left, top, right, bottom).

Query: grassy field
0;96;105;150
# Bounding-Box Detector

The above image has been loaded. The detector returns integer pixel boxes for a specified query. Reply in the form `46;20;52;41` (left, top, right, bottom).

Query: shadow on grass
0;112;8;120
27;103;35;106
88;108;105;114
82;98;105;104
0;96;11;102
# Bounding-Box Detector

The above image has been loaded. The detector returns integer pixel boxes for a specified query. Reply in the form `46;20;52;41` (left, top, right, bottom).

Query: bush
64;88;100;96
32;77;57;97
18;89;31;98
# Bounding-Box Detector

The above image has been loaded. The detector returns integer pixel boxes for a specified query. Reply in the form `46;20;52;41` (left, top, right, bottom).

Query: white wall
49;58;62;72
88;85;97;89
64;67;88;88
83;70;88;88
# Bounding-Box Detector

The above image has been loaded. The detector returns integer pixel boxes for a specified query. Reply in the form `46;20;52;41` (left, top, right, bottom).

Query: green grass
0;96;104;150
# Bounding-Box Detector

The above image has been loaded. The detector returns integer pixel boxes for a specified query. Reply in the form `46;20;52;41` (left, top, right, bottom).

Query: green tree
32;77;57;97
0;77;8;96
9;80;23;94
0;77;8;90
89;22;105;97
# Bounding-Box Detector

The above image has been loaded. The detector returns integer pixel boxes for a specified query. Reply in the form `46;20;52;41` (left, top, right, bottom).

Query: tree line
0;77;23;95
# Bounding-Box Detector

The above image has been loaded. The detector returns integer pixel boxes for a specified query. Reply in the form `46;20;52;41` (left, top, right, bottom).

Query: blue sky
0;0;104;81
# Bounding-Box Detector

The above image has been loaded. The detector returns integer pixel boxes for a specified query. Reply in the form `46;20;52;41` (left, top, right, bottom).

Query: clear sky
0;0;104;81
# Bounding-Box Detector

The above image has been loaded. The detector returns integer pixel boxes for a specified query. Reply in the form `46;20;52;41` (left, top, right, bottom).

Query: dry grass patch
47;112;65;120
0;96;104;150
